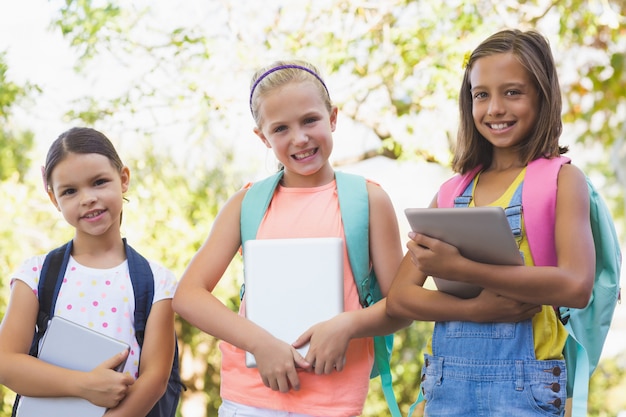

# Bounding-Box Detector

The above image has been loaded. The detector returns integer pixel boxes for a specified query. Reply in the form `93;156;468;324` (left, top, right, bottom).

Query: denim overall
420;180;567;416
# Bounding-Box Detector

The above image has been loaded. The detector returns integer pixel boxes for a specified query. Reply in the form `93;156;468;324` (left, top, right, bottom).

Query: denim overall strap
453;179;523;243
422;177;566;416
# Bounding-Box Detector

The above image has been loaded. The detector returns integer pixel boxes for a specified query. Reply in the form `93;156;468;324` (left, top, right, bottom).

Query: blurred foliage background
1;0;625;416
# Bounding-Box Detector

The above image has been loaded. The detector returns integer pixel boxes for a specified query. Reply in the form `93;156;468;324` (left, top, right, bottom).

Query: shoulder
147;259;176;281
365;179;393;205
11;254;47;290
146;260;178;301
556;161;586;182
556;162;589;203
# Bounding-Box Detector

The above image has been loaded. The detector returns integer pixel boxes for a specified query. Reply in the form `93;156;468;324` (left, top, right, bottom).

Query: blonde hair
249;60;332;127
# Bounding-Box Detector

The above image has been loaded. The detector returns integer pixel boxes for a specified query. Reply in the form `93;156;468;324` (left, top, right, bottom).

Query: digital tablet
17;316;129;417
243;237;344;367
404;207;524;298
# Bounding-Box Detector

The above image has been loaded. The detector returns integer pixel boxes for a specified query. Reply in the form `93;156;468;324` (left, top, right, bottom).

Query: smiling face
253;80;337;187
48;152;130;239
470;52;539;153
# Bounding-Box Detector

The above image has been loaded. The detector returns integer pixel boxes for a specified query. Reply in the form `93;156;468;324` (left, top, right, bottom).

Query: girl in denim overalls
387;29;595;416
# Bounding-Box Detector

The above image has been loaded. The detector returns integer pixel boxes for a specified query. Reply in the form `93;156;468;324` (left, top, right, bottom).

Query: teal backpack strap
561;177;621;417
239;171;283;300
335;171;401;417
240;171;284;247
335;171;378;307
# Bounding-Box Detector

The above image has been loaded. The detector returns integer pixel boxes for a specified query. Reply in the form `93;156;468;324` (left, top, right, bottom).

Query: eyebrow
54;171;112;190
470;81;528;93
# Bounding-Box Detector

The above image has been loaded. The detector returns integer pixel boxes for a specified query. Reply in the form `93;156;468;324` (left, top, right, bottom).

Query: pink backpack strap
437;166;482;208
523;156;571;267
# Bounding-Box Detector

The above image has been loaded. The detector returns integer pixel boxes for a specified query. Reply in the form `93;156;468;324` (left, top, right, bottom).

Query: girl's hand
407;232;464;279
82;350;135;408
293;313;351;375
253;338;309;393
471;290;541;323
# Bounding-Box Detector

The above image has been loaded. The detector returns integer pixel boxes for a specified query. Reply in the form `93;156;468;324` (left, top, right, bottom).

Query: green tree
1;1;624;416
0;53;38;182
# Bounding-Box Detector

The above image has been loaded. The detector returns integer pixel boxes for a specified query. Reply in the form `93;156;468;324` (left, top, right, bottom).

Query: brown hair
453;29;567;173
44;127;124;192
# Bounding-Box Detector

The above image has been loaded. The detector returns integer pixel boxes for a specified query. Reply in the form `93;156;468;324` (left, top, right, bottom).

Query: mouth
292;148;318;161
487;122;515;131
82;209;105;219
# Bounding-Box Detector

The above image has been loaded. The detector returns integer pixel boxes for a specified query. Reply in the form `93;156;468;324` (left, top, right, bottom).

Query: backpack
240;170;401;417
437;156;622;417
12;238;185;417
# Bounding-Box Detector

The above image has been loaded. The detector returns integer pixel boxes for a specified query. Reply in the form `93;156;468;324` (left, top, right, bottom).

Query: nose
487;96;505;117
80;190;97;206
291;127;309;145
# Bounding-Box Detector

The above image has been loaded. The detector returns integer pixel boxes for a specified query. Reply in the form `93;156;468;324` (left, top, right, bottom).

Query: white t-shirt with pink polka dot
11;253;178;380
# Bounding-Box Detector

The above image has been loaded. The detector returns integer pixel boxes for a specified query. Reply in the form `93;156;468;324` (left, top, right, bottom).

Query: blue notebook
17;316;129;417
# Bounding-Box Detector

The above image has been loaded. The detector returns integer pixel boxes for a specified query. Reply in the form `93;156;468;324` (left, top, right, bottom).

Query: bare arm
387;193;544;322
406;164;594;308
105;299;175;417
0;280;133;407
172;189;308;393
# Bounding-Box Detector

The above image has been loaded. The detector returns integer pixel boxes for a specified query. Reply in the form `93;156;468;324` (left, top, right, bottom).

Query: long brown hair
453;29;567;174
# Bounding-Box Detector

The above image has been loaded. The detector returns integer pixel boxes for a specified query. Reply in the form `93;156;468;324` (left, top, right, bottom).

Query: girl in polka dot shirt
0;127;178;416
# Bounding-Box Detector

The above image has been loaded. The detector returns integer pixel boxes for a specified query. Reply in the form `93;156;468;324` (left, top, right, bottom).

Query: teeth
294;149;315;160
490;123;509;130
84;211;102;218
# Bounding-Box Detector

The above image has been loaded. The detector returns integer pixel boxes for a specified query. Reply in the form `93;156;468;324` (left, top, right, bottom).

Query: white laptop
17;315;129;417
405;207;524;299
243;237;344;367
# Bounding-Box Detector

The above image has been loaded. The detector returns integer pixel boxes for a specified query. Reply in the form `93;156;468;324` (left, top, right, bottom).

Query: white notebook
243;237;344;367
17;316;129;417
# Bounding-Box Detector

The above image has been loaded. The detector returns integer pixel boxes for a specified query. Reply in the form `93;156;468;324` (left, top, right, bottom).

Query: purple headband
249;64;330;113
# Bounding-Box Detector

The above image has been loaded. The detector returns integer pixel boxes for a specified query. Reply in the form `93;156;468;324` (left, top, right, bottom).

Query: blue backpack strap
37;241;73;330
125;238;154;345
11;241;72;417
335;172;401;417
125;238;184;417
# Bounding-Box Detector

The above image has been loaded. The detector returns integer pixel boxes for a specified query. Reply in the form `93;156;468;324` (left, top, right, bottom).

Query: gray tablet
17;316;129;417
404;207;524;298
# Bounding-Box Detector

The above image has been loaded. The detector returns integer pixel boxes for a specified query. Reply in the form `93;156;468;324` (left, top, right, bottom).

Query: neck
71;232;126;268
280;164;335;188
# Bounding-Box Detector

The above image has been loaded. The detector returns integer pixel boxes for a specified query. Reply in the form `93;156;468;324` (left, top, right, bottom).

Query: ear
254;127;272;149
329;106;338;132
47;190;61;212
120;166;131;193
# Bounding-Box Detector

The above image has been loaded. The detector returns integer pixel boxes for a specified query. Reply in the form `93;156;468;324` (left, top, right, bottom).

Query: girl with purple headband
174;60;409;417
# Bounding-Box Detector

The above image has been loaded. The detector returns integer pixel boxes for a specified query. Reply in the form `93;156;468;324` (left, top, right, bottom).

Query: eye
273;125;287;133
60;188;76;196
94;178;110;186
303;117;319;124
505;90;521;96
472;91;487;100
